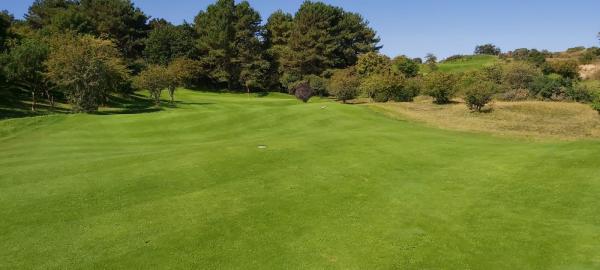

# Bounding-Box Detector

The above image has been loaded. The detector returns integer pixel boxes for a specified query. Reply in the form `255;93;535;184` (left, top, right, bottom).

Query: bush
464;81;496;112
304;75;328;97
328;68;360;103
391;56;419;78
423;72;457;104
294;82;313;103
502;61;542;90
356;52;392;77
543;60;580;80
565;84;595;103
359;73;415;103
530;75;564;100
592;101;600;114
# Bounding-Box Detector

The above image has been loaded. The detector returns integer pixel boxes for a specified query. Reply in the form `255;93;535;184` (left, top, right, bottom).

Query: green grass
434;54;500;73
1;89;600;269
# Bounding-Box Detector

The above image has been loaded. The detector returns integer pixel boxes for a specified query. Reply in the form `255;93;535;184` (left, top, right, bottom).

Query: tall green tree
281;1;380;82
234;1;269;92
194;0;236;88
25;0;76;29
264;10;293;88
79;0;150;59
194;0;268;91
4;38;50;111
0;10;13;52
144;23;196;65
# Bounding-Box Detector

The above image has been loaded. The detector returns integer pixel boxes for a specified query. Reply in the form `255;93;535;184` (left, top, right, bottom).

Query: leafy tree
46;34;129;112
4;38;50;111
133;65;169;105
392;55;420;78
425;53;438;71
474;44;501;55
144;23;196;65
327;68;360;103
464;81;496;112
355;52;391;77
164;58;203;104
167;58;204;88
423;72;458;104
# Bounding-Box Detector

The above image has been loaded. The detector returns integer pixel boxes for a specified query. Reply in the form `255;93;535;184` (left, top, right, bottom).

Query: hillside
1;90;600;269
434;55;500;73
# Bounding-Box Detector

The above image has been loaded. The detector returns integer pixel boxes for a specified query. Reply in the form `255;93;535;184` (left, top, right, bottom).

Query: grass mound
1;90;600;269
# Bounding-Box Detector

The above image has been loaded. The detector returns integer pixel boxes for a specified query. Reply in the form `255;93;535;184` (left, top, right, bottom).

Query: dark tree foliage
282;1;380;81
194;0;269;90
144;23;196;65
294;82;313;103
511;48;546;67
0;10;13;52
474;44;501;55
3;38;51;111
25;0;77;29
79;0;150;59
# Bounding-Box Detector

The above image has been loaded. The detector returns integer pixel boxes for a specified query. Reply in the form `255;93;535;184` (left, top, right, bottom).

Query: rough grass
1;90;600;269
371;96;600;140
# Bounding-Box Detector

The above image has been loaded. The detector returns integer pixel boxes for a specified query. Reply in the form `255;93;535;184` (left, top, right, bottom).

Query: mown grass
427;55;500;73
1;89;600;269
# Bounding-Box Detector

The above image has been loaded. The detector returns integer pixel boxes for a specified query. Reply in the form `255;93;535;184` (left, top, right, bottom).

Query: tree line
0;0;380;112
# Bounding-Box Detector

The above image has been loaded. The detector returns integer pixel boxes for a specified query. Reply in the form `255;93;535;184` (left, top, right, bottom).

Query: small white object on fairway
257;145;268;149
321;106;327;109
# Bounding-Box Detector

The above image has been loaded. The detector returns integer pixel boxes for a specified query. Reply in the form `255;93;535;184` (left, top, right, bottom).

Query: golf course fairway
1;90;599;269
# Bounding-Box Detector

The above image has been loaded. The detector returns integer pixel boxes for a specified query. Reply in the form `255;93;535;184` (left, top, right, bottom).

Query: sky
3;0;600;59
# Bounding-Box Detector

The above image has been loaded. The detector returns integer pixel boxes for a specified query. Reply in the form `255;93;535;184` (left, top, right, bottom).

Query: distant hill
424;55;500;73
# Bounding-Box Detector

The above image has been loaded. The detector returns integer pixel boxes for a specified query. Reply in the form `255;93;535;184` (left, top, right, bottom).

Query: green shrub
502;61;542;90
423;72;457;104
360;73;412;102
530;75;566;100
304;75;328;97
356;52;392;77
592;102;600;114
327;68;360;103
565;83;595;103
543;60;580;80
464;81;496;112
391;56;419;78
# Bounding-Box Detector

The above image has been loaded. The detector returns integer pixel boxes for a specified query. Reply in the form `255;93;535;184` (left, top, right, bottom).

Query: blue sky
3;0;600;58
